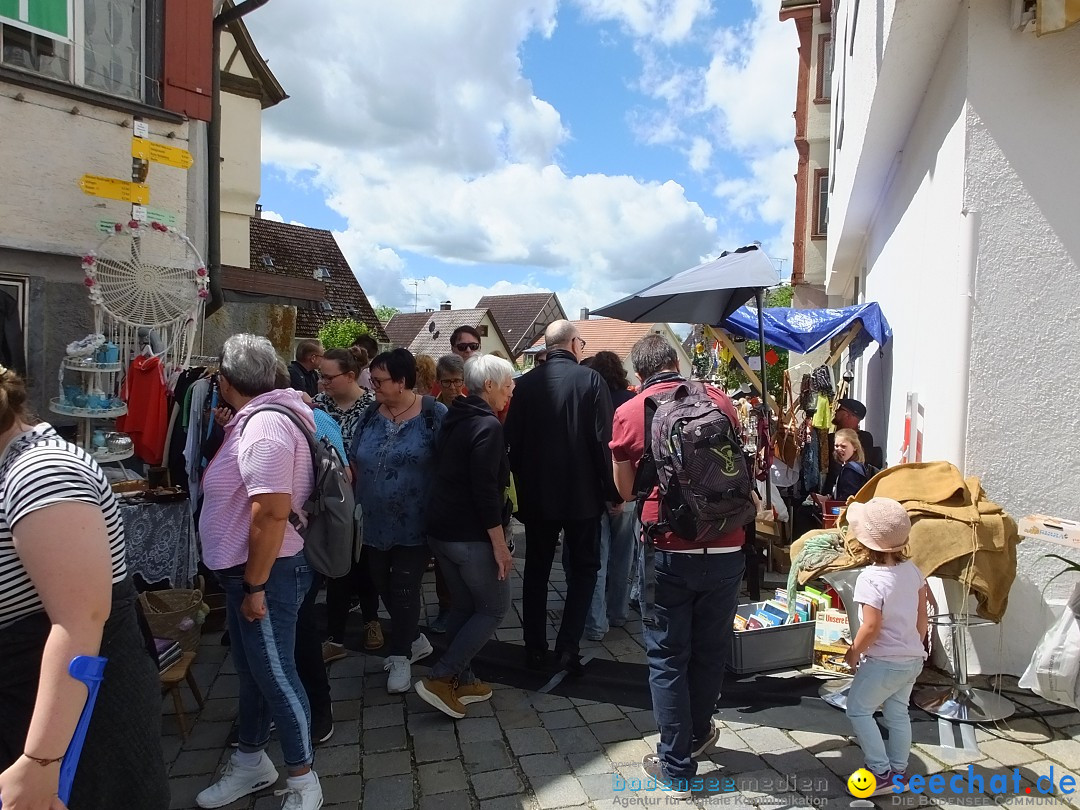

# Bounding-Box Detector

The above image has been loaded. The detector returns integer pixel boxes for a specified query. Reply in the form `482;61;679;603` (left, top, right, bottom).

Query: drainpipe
956;209;979;473
206;0;272;317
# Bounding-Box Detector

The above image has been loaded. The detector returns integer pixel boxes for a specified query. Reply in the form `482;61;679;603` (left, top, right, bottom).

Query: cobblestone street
164;536;1080;810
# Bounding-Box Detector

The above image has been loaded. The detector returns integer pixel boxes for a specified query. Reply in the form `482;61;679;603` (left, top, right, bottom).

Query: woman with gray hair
417;354;516;718
196;334;323;810
435;354;466;407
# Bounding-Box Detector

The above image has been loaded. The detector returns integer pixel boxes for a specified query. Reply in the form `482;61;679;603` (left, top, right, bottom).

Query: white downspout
956;209;979;473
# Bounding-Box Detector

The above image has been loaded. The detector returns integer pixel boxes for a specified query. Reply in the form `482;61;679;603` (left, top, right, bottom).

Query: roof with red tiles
248;218;386;341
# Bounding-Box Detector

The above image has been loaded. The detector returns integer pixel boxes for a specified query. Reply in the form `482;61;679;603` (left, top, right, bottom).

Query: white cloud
248;1;723;313
260;209;285;223
574;0;713;44
625;0;798;264
687;136;712;172
247;1;797;318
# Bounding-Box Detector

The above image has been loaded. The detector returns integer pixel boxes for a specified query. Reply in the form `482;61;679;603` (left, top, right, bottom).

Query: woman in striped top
0;367;168;809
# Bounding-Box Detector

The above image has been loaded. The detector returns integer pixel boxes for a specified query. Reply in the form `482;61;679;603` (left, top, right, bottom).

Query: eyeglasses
319;372;345;382
455;342;481;352
370;375;393;388
574;337;587;349
439;378;464;388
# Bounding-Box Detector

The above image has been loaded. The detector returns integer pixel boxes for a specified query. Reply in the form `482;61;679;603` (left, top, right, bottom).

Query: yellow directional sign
131;137;193;170
79;174;150;204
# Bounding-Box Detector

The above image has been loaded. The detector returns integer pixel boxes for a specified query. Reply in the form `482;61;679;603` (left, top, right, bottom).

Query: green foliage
318;318;372;349
698;285;793;404
375;305;400;324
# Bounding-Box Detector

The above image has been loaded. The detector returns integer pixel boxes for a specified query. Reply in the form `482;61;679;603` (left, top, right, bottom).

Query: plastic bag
1019;583;1080;709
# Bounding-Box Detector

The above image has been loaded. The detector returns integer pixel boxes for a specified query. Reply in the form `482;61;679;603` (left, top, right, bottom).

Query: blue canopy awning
722;302;892;359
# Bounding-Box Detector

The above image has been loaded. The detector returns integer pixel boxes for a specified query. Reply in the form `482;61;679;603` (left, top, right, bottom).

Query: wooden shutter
162;0;212;120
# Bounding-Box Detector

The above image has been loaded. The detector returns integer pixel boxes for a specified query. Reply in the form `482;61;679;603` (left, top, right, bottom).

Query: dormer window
260;254;274;267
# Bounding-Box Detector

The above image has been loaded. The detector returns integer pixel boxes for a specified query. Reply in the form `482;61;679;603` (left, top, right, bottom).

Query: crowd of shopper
0;323;925;809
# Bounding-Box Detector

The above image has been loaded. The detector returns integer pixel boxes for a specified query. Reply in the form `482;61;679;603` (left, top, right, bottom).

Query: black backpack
241;405;358;578
632;381;756;626
633;380;756;543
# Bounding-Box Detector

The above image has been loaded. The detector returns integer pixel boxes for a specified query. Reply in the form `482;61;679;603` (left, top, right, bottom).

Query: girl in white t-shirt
844;497;929;796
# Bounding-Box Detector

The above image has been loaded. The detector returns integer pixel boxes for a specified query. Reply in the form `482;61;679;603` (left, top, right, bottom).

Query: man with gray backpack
610;333;755;800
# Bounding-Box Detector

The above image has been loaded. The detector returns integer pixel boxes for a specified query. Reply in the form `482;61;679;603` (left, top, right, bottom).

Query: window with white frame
1;0;150;101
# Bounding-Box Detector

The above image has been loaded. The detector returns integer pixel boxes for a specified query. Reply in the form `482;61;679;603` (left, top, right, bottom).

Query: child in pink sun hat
843;497;929;796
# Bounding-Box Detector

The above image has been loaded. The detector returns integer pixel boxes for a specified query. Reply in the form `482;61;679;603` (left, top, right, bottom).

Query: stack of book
155;637;182;672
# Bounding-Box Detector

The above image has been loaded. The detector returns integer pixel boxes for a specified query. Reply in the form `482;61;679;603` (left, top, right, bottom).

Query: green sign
0;0;70;41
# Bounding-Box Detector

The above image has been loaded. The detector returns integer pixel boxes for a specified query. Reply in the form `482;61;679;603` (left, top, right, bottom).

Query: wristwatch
242;581;266;595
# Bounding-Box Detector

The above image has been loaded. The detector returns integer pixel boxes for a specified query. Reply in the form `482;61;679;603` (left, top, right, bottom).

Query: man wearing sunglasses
505;320;619;676
450;326;483;361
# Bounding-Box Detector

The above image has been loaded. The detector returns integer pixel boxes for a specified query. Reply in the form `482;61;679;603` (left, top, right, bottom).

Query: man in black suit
504;320;619;674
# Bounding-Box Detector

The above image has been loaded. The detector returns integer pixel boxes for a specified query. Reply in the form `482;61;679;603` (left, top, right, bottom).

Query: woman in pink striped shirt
196;335;322;810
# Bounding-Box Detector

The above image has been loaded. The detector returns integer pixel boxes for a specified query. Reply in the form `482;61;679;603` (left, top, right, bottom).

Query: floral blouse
314;391;374;449
351;401;447;550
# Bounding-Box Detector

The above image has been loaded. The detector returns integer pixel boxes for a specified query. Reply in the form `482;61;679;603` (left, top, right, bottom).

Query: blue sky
248;0;797;319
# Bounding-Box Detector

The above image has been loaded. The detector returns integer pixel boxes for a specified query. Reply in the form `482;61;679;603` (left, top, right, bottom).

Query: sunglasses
455;342;481;352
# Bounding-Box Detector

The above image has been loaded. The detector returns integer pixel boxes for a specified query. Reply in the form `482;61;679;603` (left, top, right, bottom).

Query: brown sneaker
322;640;347;664
456;680;492;705
415;676;466;719
364;620;384;650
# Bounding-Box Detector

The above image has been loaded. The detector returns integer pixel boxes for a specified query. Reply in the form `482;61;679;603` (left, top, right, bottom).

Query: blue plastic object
0;655;107;809
723;302;893;361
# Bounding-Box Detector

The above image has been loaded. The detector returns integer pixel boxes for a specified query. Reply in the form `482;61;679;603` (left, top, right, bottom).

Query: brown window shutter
163;0;213;121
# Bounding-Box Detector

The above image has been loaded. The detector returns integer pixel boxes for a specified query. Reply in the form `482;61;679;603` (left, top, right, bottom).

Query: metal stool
913;613;1014;722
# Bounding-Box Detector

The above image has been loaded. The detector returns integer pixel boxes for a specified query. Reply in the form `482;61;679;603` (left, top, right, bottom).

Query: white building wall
959;1;1080;674
838;0;1080;676
860;8;969;466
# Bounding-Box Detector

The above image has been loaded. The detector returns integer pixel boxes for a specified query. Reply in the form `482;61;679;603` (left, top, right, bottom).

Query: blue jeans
429;539;510;682
586;504;638;638
641;547;744;781
218;550;314;769
846;655;924;775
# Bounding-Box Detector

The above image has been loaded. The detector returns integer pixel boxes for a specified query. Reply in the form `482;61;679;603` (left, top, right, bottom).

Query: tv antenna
406;279;422;313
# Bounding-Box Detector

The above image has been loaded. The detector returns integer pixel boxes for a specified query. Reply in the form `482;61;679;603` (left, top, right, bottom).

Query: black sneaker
691;720;720;758
429;610;450;635
312;715;334;746
525;648;549;670
641;754;692;799
556;650;585;677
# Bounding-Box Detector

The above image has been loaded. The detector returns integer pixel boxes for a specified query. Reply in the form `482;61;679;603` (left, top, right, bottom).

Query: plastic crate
728;602;816;674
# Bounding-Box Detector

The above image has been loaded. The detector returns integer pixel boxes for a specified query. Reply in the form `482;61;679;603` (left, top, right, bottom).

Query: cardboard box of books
815;607;850;645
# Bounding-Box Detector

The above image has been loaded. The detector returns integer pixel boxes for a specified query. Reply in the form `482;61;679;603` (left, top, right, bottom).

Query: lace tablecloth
120;500;198;587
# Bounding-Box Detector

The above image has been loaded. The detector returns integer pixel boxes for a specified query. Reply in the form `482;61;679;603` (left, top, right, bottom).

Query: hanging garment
811;393;832;430
800;421;820;494
115;355;169;465
0;291;26;375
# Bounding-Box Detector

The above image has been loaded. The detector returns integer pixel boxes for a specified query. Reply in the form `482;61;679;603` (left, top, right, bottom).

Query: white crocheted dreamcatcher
81;220;208;373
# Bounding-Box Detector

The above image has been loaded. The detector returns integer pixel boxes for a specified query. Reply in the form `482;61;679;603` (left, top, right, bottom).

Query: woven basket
139;588;204;652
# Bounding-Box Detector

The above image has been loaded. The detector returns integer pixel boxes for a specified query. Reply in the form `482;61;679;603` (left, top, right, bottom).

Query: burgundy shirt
610;379;744;551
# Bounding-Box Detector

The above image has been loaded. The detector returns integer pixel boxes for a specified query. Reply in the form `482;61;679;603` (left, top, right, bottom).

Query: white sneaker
276;772;323;809
196;750;278;808
384;655;411;693
411;633;433;662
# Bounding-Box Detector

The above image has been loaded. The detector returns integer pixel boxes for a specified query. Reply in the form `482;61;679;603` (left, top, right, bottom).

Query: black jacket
822;428;878;495
426;396;510;543
504;349;618;521
288;361;319;398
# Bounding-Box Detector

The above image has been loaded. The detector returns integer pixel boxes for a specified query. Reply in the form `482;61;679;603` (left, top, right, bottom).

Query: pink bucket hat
847;497;911;552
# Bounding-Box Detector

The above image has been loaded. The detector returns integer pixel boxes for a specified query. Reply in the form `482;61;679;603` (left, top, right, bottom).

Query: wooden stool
161;651;205;738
